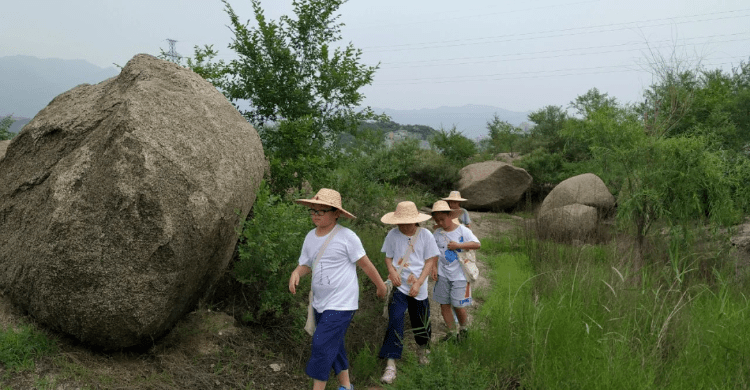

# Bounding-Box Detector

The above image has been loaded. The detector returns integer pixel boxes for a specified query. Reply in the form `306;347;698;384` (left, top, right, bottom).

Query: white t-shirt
381;227;440;301
298;225;366;312
434;225;480;281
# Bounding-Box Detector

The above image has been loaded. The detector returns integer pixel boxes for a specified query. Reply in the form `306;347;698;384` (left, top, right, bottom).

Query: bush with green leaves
234;181;312;323
0;115;14;141
430;126;477;165
261;117;339;193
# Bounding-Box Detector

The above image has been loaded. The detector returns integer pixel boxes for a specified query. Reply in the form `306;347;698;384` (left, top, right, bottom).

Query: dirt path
365;211;519;389
427;211;518;341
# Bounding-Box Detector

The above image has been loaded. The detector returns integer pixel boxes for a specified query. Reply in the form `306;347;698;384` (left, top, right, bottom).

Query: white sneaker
381;365;397;384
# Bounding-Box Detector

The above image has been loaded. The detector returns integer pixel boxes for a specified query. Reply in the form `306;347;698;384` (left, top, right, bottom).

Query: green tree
527;105;568;153
486;114;521;155
0;115;15;141
569;88;617;118
430;126;477;165
222;0;378;131
217;0;381;191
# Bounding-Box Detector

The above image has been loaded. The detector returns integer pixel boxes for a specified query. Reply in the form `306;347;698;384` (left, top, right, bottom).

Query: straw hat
381;201;432;225
295;188;356;219
442;190;467;202
430;200;461;218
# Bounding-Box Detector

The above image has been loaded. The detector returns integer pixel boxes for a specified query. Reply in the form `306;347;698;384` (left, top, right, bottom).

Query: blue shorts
306;310;355;381
433;277;472;307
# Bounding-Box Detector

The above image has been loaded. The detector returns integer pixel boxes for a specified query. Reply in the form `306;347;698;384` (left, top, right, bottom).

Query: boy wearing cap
377;201;440;384
430;200;481;342
442;190;472;229
289;188;387;390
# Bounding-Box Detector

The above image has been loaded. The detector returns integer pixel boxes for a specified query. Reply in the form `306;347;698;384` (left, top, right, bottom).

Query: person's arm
385;257;402;287
288;265;311;295
409;255;437;297
447;241;480;251
357;255;387;299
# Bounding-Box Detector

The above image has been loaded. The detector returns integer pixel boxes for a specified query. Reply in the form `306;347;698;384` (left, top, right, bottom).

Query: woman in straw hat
377;201;440;384
442;190;472;228
289;188;387;390
431;200;481;343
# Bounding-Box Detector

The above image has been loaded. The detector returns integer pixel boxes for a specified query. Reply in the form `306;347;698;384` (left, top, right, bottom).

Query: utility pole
164;39;181;63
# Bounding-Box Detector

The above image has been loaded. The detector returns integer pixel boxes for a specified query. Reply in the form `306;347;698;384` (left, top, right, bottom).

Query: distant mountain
0;55;119;119
370;104;532;140
7;116;31;134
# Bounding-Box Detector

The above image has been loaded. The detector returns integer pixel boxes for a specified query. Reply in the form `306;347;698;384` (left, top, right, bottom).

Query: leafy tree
222;0;378;131
569;88;617;118
486;114;521;155
527;105;568;153
216;0;381;191
0;115;15;141
430;126;477;165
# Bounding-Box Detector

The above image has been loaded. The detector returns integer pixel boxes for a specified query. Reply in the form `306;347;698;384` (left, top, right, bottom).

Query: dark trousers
378;289;431;359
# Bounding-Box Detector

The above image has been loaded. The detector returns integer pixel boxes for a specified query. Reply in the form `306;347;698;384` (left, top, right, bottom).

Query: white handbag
439;229;479;284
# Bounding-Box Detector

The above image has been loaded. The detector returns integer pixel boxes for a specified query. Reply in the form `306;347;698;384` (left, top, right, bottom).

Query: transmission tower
165;39;181;63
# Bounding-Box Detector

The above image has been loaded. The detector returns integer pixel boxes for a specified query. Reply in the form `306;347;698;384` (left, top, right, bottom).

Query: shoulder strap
394;227;420;274
311;224;342;275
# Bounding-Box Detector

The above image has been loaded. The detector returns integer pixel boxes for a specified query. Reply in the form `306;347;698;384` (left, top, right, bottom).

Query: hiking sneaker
440;332;457;343
337;386;353;390
458;328;469;343
381;366;397;384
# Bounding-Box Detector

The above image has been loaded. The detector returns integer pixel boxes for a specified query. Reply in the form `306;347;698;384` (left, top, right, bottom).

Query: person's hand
447;241;461;250
388;268;402;287
431;267;438;281
409;280;421;297
377;281;387;299
289;271;299;294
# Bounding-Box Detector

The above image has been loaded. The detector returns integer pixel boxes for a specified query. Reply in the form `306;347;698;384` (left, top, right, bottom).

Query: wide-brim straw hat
442;190;467;202
381;201;432;225
295;188;356;219
430;200;461;219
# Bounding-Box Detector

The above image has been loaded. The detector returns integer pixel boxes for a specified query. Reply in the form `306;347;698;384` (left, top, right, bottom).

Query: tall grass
373;224;750;389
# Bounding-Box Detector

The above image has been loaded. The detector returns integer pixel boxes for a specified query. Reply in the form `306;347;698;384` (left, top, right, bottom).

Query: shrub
234;181;312;323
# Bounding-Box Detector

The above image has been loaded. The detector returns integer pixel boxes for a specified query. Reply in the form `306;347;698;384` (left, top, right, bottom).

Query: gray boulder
538;204;598;238
539;173;614;216
0;140;9;160
458;160;532;210
0;54;266;349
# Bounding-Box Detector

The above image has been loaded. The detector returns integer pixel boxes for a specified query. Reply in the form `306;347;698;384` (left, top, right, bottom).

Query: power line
345;0;601;30
371;57;749;85
362;8;750;53
378;33;750;69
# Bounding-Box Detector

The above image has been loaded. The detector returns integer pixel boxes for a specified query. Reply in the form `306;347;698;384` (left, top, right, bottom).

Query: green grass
356;228;750;389
0;324;57;372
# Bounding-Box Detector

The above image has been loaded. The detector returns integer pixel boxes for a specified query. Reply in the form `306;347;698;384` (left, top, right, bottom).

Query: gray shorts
433;276;472;307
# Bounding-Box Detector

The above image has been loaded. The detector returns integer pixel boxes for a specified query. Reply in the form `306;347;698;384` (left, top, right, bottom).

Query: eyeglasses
308;208;335;216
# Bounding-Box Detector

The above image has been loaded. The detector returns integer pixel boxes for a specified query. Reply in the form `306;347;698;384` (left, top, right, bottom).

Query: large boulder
0;54;266;349
458;160;532;210
0;140;9;160
539;173;614;216
537;204;598;238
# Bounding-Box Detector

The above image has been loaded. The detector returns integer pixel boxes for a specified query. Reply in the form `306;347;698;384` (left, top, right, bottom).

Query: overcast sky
2;0;749;113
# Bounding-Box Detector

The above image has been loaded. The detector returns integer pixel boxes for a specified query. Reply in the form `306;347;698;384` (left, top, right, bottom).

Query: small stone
270;363;283;372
